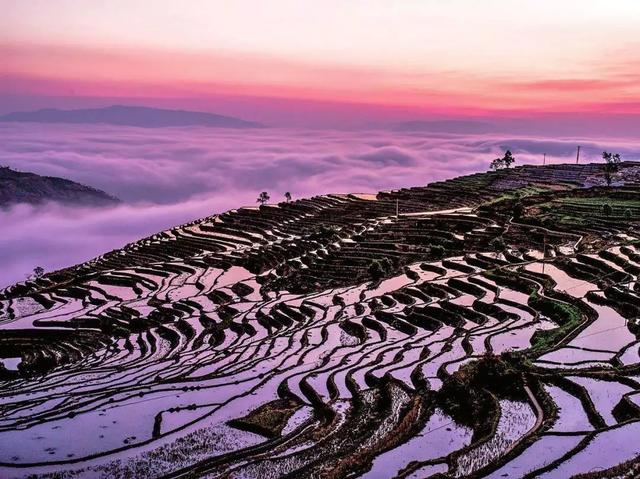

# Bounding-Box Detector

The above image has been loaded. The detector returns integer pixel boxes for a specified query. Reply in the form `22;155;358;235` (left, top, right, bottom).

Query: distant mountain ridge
0;167;119;207
0;105;265;129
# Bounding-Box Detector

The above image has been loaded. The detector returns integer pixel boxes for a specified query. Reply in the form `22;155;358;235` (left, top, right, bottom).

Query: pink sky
2;1;640;125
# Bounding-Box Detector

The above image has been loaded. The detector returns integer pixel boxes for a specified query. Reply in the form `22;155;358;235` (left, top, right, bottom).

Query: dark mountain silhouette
0;105;265;128
0;166;119;207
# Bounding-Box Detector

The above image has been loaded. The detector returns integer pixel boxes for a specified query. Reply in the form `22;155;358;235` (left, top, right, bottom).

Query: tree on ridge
490;150;516;170
257;191;270;205
27;266;44;280
602;151;621;187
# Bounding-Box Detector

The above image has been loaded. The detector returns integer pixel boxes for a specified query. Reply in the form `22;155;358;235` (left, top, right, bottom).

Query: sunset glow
3;0;640;122
4;4;640;477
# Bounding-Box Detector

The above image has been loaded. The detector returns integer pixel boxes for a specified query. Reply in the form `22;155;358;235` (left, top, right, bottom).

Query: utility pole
396;199;399;218
542;233;547;275
576;146;581;164
543;153;546;166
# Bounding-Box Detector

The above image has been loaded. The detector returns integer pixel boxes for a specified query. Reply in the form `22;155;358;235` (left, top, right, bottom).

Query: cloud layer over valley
1;123;639;287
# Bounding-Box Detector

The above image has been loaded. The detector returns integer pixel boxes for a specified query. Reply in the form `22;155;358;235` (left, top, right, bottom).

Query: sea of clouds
1;122;639;287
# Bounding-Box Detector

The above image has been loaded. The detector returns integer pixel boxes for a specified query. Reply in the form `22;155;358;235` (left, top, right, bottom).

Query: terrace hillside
1;161;640;479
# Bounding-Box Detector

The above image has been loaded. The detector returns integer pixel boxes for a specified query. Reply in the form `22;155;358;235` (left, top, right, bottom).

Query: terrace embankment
2;162;640;478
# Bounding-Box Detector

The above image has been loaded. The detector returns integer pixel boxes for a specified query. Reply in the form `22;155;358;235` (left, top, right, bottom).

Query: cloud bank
1;123;639;287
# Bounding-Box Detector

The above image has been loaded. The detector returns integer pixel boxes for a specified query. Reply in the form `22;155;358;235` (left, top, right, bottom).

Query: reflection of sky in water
2;357;22;371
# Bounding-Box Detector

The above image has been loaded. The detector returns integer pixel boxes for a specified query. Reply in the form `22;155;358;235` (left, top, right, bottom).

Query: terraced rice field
2;162;640;478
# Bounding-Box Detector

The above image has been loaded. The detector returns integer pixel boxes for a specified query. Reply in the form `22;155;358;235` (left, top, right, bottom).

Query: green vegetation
29;266;45;280
368;257;393;281
438;291;585;434
602;151;621;187
429;244;446;259
490;236;506;254
528;291;583;352
438;353;526;431
482;186;550;208
512;200;524;219
553;197;640;207
490;150;516;170
483;268;536;294
256;191;270;205
227;399;300;438
311;225;341;241
527;196;640;229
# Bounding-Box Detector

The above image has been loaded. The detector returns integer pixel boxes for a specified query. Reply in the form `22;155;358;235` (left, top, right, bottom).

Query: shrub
430;244;446;259
528;291;582;351
513;201;524;219
368;258;393;280
490;236;506;253
437;353;526;430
